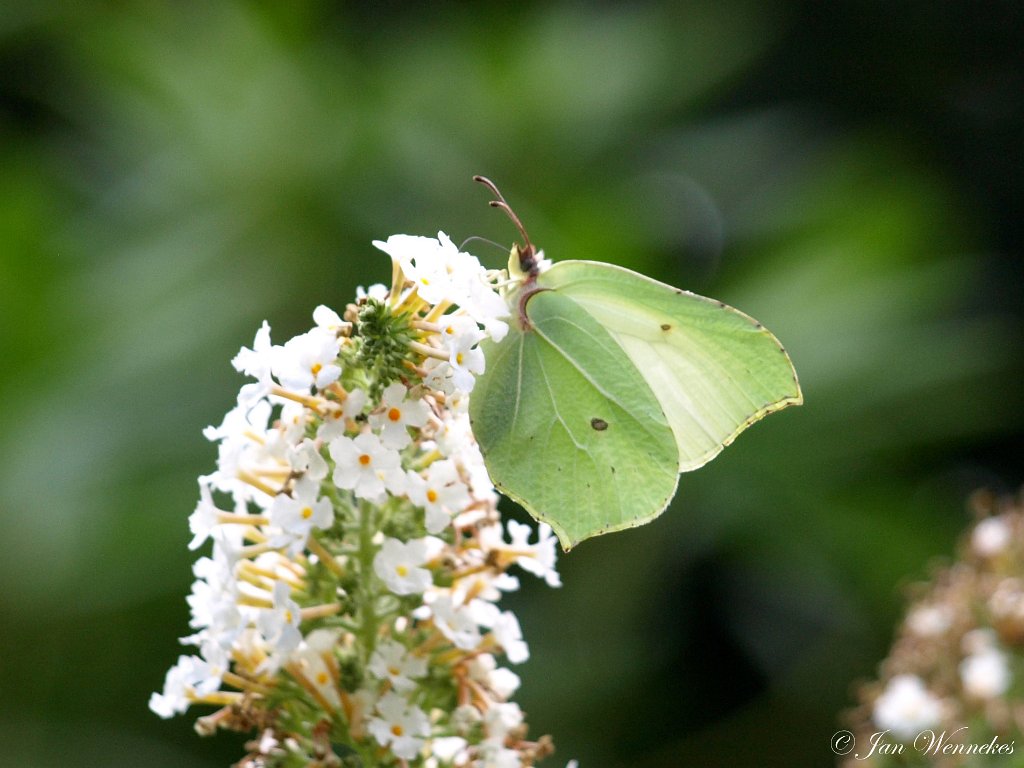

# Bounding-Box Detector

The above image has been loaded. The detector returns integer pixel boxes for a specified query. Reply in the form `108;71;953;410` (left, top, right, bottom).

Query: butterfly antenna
473;175;538;274
459;235;508;255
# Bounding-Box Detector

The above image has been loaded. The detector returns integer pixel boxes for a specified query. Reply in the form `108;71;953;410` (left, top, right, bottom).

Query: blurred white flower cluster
151;233;566;768
842;490;1024;767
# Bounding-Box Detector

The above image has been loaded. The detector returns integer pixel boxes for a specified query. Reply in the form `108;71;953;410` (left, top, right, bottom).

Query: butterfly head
474;175;540;281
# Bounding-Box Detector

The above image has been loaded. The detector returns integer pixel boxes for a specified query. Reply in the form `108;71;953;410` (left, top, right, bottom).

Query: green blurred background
2;2;1022;766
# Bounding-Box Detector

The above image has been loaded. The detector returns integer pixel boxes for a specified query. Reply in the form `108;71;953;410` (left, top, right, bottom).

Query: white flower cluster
151;233;565;768
871;674;944;739
843;493;1024;767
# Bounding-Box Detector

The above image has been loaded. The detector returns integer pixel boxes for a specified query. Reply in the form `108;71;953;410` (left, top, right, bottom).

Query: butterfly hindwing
470;287;679;549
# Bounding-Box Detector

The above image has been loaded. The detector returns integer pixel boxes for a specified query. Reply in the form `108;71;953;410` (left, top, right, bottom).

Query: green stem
357;499;379;659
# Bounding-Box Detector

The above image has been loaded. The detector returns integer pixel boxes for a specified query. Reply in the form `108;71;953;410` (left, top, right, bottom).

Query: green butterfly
469;178;803;550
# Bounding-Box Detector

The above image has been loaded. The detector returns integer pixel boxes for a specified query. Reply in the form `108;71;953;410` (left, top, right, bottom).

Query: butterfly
468;177;803;550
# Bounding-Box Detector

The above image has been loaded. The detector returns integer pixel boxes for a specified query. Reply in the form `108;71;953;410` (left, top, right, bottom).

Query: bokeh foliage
1;2;1021;766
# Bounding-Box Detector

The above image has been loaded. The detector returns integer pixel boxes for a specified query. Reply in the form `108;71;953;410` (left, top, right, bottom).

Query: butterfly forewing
538;260;803;471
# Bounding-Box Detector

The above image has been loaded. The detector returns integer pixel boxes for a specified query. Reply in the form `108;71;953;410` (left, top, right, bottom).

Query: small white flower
367;691;431;760
423;359;457;395
448;343;485;392
491;611;529;664
506;521;561;587
269;476;333;554
905;604;953;638
961;647;1011;699
149;652;227;719
330;432;405;502
481;747;521;768
437;315;485;354
312;305;345;333
318;387;367;441
373;537;441;595
973;516;1012;557
185;580;243;650
450;255;509;342
188;480;225;551
368;638;428;692
357;283;389;301
186;534;245;649
989;578;1024;622
431;736;469;762
469;654;521;699
482;701;523;745
419;594;481;650
452;703;483;734
374;234;455;305
872;674;943;739
272;328;342;391
289;438;328;481
288;629;343;710
370;382;430;449
407;459;470;534
204;395;271;444
257;581;303;653
231;320;275;398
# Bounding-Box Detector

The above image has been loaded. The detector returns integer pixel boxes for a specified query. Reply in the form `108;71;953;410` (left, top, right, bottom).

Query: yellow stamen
222;671;273;695
270;385;322;408
238;595;274;609
388;407;402;422
216;512;269;526
409;341;449;361
191;691;245;708
236;469;280;498
243;429;266;445
389;257;403;305
300;603;342;621
307;536;345;577
393;286;427;315
285;662;336;715
424;300;453;323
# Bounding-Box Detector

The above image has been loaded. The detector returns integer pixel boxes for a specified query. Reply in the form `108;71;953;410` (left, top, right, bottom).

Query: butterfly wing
470;287;679;549
538;260;803;471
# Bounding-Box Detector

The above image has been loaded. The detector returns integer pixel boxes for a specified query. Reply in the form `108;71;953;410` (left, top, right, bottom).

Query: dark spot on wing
660;324;671;331
591;418;608;431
